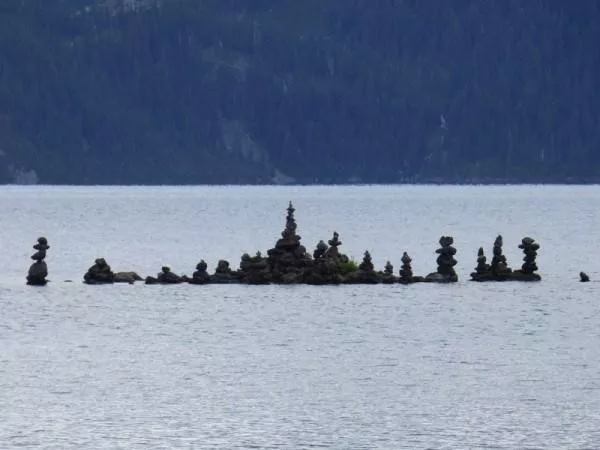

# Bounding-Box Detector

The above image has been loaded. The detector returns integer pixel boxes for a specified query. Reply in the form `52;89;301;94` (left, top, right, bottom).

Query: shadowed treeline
1;1;600;184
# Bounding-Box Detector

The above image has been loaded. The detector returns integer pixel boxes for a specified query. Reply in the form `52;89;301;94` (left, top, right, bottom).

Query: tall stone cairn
490;235;511;275
518;237;540;276
399;251;414;284
471;247;489;276
426;236;458;282
27;237;49;286
266;201;311;283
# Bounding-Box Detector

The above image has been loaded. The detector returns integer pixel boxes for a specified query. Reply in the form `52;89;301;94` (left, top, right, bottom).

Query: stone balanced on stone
470;247;491;281
490;235;512;277
266;201;311;284
381;261;396;284
305;238;343;285
211;260;238;284
27;237;50;286
398;251;418;284
238;252;272;284
346;250;379;284
152;266;187;284
189;260;211;285
84;258;115;284
426;236;458;282
511;237;541;281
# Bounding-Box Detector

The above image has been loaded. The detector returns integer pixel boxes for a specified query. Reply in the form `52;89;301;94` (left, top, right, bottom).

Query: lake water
1;185;600;449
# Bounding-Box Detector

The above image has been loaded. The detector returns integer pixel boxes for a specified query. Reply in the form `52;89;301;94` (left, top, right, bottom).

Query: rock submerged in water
27;237;50;286
580;272;590;282
114;271;143;284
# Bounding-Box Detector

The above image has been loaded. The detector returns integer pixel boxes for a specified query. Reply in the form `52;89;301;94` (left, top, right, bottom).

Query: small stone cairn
512;237;541;281
147;266;186;284
266;201;311;284
27;237;50;286
211;260;238;283
470;247;491;281
189;260;211;285
239;252;272;284
305;239;342;285
398;251;421;284
426;236;458;282
381;261;396;284
84;258;115;284
346;250;379;284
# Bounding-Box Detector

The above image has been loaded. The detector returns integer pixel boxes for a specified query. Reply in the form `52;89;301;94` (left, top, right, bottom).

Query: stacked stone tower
27;237;49;286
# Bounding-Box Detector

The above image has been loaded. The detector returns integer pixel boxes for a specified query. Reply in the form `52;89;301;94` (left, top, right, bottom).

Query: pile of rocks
490;235;512;277
84;258;115;284
398;251;423;284
189;260;211;285
27;237;50;286
381;261;396;284
146;266;187;284
471;236;541;282
426;236;458;282
511;237;541;281
346;250;379;284
211;260;238;283
470;247;491;281
266;202;312;283
238;252;272;284
304;238;343;285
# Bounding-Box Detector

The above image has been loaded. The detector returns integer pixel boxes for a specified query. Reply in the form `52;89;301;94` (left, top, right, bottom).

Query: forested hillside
1;0;599;184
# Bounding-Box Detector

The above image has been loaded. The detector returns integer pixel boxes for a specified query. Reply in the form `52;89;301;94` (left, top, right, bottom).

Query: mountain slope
1;0;599;184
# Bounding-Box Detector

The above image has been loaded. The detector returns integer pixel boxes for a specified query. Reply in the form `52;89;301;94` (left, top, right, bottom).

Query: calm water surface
1;185;600;448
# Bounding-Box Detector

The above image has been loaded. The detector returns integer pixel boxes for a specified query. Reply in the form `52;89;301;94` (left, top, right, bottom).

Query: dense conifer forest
1;0;599;184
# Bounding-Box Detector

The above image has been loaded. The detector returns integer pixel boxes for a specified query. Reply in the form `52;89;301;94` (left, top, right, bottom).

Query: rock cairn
239;252;272;284
398;251;415;284
189;260;211;285
266;201;311;284
84;258;115;284
27;237;50;286
381;261;396;284
426;236;458;282
146;266;186;284
211;260;238;283
347;250;379;284
470;247;491;281
519;238;539;273
305;239;342;285
114;271;143;284
513;237;541;281
490;235;511;276
325;232;342;259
